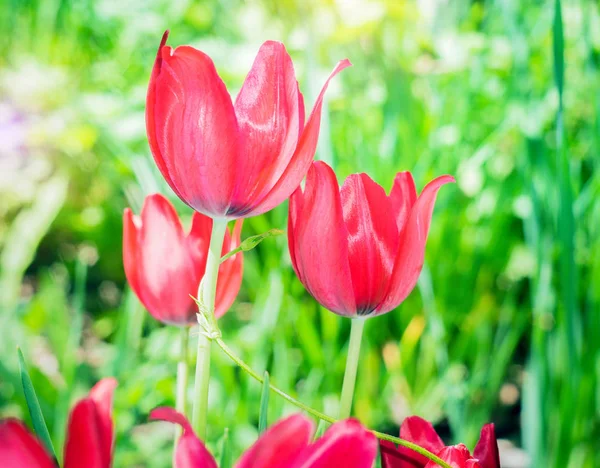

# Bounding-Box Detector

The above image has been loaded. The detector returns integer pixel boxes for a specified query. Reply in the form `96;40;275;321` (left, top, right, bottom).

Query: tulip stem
339;317;365;419
174;326;189;446
212;335;451;468
192;218;228;439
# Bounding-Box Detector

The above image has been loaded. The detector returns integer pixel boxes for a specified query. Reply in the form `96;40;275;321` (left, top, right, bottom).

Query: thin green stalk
174;326;189;446
213;337;451;468
339;317;365;419
192;218;228;439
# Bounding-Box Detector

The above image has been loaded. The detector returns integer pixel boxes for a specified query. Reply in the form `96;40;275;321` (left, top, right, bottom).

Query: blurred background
1;0;598;466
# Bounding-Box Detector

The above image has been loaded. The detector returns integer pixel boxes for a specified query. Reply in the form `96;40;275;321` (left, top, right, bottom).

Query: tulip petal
147;33;240;216
137;194;198;325
150;408;217;468
473;424;500;468
389;172;417;233
229;41;302;216
424;445;479;468
389;416;445;467
215;220;244;318
374;175;454;315
64;399;107;468
291;419;378;468
123;208;142;300
89;378;117;465
235;413;314;468
249;59;351;217
288;162;356;315
0;420;54;468
340;173;399;314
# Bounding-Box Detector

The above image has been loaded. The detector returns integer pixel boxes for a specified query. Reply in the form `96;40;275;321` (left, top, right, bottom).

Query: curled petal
215;220;244;318
0;420;54;468
424;445;479;468
288;162;356;315
235;414;314;468
394;416;445;467
473;424;500;468
292;419;378;468
123;208;142;300
230;41;302;215
340;173;398;314
150;408;217;468
146;32;240;217
374;175;454;315
248;59;352;217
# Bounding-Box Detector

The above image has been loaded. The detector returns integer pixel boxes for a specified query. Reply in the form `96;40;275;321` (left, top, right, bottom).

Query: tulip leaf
17;347;57;461
218;428;231;468
220;229;285;263
258;371;270;434
313;419;328;441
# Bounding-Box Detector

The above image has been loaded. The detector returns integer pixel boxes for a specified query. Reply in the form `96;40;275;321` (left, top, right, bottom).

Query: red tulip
0;378;117;468
123;193;243;326
288;161;454;317
150;408;378;467
146;31;350;219
380;416;500;468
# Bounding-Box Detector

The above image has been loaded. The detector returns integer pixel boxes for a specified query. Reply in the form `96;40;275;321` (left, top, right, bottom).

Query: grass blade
258;371;270;434
219;428;231;468
17;347;57;461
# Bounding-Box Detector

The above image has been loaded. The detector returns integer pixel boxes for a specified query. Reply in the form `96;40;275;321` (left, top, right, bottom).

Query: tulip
150;408;378;467
123;193;243;326
146;31;351;219
380;416;500;468
0;378;117;467
288;161;453;418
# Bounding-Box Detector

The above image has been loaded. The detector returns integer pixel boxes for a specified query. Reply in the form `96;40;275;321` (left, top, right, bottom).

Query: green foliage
1;0;599;466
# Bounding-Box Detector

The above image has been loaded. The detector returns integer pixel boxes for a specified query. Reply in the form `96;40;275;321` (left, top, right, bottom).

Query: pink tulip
288;161;454;317
123;193;243;326
150;408;378;467
0;378;117;468
146;31;350;219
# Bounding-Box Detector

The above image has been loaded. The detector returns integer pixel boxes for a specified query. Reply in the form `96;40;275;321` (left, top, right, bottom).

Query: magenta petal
248;59;351;217
374;175;454;315
394;416;445;467
64;399;107;468
424;445;478;468
0;420;55;468
230;41;302;215
473;424;500;468
389;172;417;233
150;408;217;468
214;220;244;318
291;419;378;468
235;414;314;468
288;162;356;315
89;378;117;464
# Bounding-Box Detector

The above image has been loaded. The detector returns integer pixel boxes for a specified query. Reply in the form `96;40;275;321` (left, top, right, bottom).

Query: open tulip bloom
123;193;243;327
0;378;117;467
151;408;378;468
380;416;501;468
146;31;351;219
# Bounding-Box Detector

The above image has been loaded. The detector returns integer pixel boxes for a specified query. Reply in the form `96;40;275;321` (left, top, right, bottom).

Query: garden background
0;0;598;466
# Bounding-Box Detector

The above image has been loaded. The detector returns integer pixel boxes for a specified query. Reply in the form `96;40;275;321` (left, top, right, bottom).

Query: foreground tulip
150;408;378;467
146;31;350;219
0;378;117;468
380;416;500;468
123;193;243;326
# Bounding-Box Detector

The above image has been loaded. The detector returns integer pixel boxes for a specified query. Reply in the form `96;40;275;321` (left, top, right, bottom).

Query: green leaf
258;371;270;434
17;347;57;461
220;229;285;263
218;428;231;468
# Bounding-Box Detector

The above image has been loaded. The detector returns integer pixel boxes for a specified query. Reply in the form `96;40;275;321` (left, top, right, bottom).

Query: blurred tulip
123;193;243;326
0;378;117;468
380;416;500;468
146;31;350;219
150;408;378;467
288;161;454;318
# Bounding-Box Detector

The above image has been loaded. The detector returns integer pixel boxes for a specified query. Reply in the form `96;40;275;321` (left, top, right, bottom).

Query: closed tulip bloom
150;408;378;468
0;378;117;468
123;193;243;326
146;31;351;219
380;416;500;468
288;161;454;317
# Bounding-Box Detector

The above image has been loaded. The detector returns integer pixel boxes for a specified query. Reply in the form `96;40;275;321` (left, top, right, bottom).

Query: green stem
192;218;228;439
213;337;451;468
174;327;189;446
339;317;365;419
